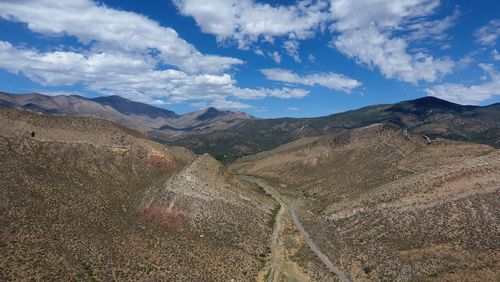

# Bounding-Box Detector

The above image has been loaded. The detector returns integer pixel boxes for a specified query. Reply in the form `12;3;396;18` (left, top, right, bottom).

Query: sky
0;0;499;118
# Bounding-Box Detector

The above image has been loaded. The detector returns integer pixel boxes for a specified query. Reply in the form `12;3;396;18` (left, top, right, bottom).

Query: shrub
137;207;186;232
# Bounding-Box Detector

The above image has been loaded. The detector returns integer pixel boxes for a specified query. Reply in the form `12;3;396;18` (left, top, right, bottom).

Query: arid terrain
233;124;500;281
2;93;498;161
1;103;499;281
1;0;500;280
0;92;254;142
0;108;276;281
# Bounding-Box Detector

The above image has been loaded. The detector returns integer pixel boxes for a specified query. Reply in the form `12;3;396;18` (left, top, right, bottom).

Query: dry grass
232;124;500;281
0;109;275;281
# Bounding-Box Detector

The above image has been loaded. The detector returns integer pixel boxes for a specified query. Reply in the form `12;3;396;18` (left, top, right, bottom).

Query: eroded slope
0;109;273;281
232;124;500;281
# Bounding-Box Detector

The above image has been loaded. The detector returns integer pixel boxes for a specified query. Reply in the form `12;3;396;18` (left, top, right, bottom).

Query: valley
1;97;499;281
245;176;349;282
1;1;499;281
232;124;500;281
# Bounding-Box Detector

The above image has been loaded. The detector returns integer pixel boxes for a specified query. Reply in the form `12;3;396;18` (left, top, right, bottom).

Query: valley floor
244;176;349;282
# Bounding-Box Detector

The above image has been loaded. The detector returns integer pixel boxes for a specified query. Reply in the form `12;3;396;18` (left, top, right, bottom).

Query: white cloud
173;0;457;84
268;51;282;64
231;87;310;100
308;54;316;63
287;107;299;111
0;0;243;74
254;49;265;56
190;100;252;109
172;0;330;48
283;39;301;62
261;68;361;93
0;41;308;107
425;64;500;105
456;53;476;70
492;49;500;61
405;8;460;41
329;0;455;84
0;42;152;85
475;19;500;46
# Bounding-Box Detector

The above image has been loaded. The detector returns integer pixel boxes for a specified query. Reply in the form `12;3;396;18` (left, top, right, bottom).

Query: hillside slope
0;109;274;281
231;124;500;281
3;92;498;159
174;97;500;158
0;92;254;141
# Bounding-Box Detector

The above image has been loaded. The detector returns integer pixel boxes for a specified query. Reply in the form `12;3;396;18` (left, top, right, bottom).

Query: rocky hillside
231;124;500;280
173;96;500;158
0;92;254;141
3;93;498;159
0;108;274;281
142;154;276;273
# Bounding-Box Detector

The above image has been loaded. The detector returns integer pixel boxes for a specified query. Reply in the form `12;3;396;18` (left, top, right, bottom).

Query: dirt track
243;176;350;282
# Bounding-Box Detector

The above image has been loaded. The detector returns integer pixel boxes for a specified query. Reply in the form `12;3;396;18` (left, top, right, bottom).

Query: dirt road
243;176;350;282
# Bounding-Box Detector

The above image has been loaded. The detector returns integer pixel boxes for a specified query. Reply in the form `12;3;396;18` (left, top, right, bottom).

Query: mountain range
1;92;499;280
2;92;498;161
173;96;500;160
0;92;253;142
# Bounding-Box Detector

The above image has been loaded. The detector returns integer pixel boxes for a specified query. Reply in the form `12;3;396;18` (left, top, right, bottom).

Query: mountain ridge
1;92;498;159
0;91;254;141
172;96;500;158
230;124;500;280
0;107;276;281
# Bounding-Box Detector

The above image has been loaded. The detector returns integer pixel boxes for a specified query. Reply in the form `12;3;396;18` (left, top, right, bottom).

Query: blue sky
0;0;499;117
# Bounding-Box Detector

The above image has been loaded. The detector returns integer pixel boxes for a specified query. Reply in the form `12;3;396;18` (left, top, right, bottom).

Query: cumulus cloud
475;19;500;46
329;0;455;84
174;0;457;84
0;0;471;108
172;0;330;48
261;68;361;93
0;0;242;74
0;41;308;106
425;64;500;105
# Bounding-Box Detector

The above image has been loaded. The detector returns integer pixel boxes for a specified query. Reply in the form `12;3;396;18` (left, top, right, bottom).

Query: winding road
242;176;350;282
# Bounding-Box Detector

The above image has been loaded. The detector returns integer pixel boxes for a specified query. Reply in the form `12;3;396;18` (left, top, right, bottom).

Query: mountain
149;107;254;141
0;108;276;281
2;92;498;160
92;95;179;119
0;92;254;141
1;102;499;280
231;124;500;280
0;92;154;132
172;96;500;159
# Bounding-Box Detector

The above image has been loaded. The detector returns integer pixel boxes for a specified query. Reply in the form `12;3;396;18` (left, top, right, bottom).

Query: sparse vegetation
0;109;273;281
211;153;250;165
1;97;499;281
232;124;500;281
137;207;186;232
269;204;281;228
173;97;500;158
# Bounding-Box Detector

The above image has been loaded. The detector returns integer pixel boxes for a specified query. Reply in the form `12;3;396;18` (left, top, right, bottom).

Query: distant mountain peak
387;95;478;115
194;106;253;121
92;95;178;119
